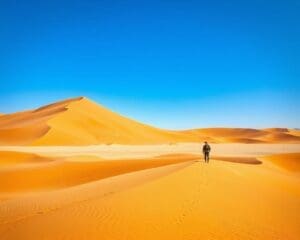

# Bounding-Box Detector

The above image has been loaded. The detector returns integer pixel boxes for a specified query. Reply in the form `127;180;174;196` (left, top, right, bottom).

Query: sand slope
0;154;299;240
187;127;300;143
260;153;300;172
0;98;77;145
0;151;52;167
0;144;300;239
0;153;199;194
0;97;299;145
31;97;198;145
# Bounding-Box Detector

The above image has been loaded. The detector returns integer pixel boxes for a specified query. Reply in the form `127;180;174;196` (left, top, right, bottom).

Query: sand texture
1;97;300;239
0;97;299;145
0;144;300;239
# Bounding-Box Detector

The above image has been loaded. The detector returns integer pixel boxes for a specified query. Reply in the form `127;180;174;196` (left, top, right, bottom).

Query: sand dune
289;129;300;137
189;128;300;143
0;161;194;223
0;98;78;145
264;128;289;133
0;151;52;167
0;97;197;145
0;97;299;145
260;153;300;172
212;156;262;164
1;98;300;239
2;143;300;159
0;148;299;240
0;152;199;195
261;132;300;143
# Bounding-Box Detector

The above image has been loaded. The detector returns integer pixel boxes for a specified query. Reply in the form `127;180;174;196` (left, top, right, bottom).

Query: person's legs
207;152;210;163
204;152;208;163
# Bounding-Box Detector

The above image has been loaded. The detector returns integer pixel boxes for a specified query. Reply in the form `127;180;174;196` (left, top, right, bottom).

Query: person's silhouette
202;142;211;163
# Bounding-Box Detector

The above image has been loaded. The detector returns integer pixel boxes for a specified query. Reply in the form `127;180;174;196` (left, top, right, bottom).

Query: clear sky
0;0;299;129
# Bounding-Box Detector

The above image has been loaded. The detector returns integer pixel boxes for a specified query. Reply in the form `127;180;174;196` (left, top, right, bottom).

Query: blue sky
0;0;299;129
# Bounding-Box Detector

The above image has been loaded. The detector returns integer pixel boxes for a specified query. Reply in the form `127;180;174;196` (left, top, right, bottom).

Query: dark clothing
204;152;210;163
203;144;211;153
202;143;211;163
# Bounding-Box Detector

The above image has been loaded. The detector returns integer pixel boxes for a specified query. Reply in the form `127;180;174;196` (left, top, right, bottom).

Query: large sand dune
0;97;299;145
0;144;299;239
0;97;300;239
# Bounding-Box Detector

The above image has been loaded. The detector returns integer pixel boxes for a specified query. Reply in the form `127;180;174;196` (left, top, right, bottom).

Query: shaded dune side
31;98;198;145
264;128;289;133
157;154;263;164
260;153;300;172
33;98;300;144
0;153;200;193
0;161;194;225
212;156;262;164
0;125;49;145
261;133;300;143
289;129;300;137
190;128;268;143
1;96;300;145
195;128;267;138
219;138;265;143
0;97;83;145
1;156;300;240
187;128;300;143
0;97;82;129
0;151;53;166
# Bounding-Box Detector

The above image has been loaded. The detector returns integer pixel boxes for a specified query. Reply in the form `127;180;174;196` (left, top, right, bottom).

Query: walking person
202;141;211;163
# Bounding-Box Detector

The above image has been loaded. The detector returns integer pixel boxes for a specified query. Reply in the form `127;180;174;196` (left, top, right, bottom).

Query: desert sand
0;97;299;145
0;97;300;239
0;144;300;239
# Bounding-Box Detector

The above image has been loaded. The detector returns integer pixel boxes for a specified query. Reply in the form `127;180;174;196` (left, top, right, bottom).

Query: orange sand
212;155;262;164
0;148;299;240
0;97;299;145
260;153;300;172
0;97;300;239
0;153;199;194
0;151;52;166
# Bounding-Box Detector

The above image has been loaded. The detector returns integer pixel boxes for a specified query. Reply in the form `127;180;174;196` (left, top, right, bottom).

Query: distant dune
0;144;299;240
0;97;299;145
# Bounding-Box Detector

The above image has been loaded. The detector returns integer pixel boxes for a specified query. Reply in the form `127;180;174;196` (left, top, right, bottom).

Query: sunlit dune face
0;97;300;146
0;99;299;239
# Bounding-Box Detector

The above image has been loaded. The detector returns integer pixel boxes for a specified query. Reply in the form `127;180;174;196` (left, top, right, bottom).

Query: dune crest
0;97;82;145
0;97;299;145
